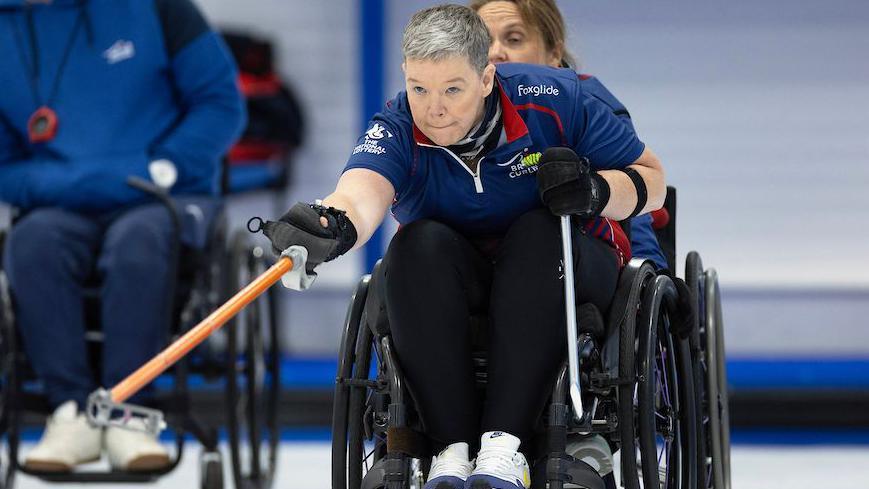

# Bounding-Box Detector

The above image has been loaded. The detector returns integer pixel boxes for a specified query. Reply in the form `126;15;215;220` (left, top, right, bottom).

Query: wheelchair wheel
639;276;687;489
0;273;18;489
686;253;731;489
673;324;698;489
615;260;655;489
684;252;710;488
331;274;379;489
200;450;225;489
704;269;730;489
332;270;423;489
346;320;380;489
226;230;280;489
621;273;689;489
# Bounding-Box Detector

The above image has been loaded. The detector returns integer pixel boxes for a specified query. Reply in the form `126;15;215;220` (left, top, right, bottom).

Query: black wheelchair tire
200;450;225;489
331;275;371;489
704;269;730;489
685;251;711;488
635;276;685;489
225;230;280;489
347;322;375;489
616;261;657;489
674;331;698;489
0;272;19;489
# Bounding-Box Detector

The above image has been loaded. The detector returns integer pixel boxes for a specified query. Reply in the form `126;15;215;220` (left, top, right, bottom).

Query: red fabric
514;103;566;145
581;218;631;268
496;79;530;143
238;72;281;97
608;219;632;267
412;124;434;145
650;208;670;230
228;141;288;163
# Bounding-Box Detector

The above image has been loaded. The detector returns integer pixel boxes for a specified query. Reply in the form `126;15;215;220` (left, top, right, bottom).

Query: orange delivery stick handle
109;255;294;404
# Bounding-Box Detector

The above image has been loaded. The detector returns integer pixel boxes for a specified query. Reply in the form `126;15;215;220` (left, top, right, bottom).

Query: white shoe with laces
425;442;475;489
24;400;102;472
465;431;531;489
104;418;170;472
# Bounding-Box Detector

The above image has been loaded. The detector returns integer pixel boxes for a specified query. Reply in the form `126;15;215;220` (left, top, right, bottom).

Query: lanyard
10;3;87;142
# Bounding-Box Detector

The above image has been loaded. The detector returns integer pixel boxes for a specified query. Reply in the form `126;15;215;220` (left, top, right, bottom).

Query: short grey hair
401;4;492;74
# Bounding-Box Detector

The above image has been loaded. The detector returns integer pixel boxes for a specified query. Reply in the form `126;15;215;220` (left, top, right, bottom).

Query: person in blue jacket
260;5;665;489
0;0;244;472
472;0;669;272
472;2;671;484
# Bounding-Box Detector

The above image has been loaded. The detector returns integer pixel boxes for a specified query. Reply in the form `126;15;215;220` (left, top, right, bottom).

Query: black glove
536;147;610;217
669;277;696;339
251;202;357;273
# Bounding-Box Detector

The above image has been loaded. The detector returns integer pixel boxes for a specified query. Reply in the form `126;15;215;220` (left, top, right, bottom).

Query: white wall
561;2;869;288
195;0;364;354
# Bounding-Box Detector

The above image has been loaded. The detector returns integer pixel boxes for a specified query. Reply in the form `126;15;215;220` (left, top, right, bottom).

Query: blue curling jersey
344;63;647;263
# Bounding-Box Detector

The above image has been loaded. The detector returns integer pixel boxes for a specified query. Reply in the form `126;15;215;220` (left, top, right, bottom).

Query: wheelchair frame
0;182;280;489
330;188;731;489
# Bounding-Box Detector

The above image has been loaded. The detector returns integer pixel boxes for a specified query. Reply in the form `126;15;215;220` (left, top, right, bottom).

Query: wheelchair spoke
361;435;387;471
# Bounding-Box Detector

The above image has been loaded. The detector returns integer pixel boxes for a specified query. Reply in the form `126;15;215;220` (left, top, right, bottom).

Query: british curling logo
522;152;541;167
498;151;542;178
517;84;559;97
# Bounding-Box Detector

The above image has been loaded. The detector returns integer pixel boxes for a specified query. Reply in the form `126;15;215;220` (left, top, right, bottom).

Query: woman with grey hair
259;4;665;489
472;0;671;274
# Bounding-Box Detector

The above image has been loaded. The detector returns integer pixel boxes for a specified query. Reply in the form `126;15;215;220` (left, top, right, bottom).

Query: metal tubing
560;215;584;421
108;256;293;404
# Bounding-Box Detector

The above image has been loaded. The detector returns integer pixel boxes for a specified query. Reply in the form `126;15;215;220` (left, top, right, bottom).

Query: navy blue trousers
3;198;218;408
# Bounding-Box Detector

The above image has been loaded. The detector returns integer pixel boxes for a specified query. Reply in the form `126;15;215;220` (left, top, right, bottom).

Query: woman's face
403;56;496;147
477;1;561;67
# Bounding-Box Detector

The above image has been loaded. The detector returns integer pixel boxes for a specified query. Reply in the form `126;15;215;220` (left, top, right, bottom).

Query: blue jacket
346;63;651;264
0;0;245;212
577;74;668;269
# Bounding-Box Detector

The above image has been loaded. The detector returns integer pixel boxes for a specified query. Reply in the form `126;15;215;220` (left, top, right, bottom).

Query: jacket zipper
420;144;486;193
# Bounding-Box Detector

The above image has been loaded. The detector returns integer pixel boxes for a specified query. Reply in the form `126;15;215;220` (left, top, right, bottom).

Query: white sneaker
566;434;614;476
104;418;170;471
24;400;102;472
425;442;475;489
466;431;531;489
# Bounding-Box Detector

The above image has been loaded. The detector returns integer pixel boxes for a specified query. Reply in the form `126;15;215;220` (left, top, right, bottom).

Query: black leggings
384;208;620;447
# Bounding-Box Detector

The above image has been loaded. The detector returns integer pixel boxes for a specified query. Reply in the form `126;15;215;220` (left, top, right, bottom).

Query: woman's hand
536;147;609;217
261;202;357;272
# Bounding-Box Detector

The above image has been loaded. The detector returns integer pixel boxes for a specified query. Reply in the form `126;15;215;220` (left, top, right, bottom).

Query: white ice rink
13;440;869;489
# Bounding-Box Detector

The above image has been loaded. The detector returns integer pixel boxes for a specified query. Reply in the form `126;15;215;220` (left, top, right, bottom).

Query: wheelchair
0;179;280;489
683;252;730;489
331;187;731;489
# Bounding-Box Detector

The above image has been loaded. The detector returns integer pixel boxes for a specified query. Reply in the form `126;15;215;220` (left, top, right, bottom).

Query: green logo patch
522;152;542;167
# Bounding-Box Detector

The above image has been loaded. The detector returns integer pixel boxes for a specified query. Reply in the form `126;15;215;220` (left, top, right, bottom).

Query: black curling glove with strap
536;147;610;217
253;202;357;273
